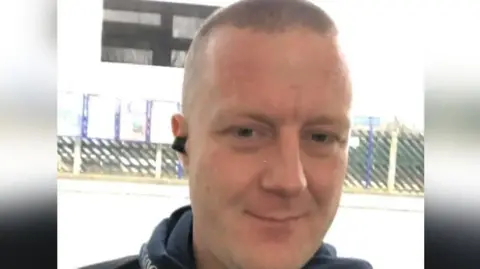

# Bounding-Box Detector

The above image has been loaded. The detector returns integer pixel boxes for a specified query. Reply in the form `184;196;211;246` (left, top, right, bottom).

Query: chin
232;245;309;269
236;257;305;269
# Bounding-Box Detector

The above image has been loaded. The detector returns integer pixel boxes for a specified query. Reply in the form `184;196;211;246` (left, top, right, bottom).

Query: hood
139;206;372;269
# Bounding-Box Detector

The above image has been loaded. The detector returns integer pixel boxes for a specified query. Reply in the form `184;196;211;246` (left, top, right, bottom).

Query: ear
171;113;187;137
171;113;189;166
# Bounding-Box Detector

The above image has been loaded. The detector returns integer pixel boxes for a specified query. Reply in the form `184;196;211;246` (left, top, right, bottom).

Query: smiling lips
246;211;306;223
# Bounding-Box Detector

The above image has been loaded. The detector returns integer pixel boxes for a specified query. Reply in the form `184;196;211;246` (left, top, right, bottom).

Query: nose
260;130;307;198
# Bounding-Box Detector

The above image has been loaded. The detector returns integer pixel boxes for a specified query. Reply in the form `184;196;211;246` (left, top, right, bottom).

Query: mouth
245;211;306;223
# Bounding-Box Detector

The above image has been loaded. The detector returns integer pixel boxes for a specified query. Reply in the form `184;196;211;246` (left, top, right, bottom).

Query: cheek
189;139;264;208
305;152;348;202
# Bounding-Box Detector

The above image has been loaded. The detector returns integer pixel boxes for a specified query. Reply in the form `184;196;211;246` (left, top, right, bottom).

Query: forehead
199;26;351;122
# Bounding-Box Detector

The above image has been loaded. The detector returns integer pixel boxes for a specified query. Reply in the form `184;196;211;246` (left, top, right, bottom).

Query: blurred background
5;0;480;268
56;0;424;269
57;0;424;194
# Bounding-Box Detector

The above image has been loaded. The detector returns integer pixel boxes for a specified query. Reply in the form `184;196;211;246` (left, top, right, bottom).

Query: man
84;0;372;268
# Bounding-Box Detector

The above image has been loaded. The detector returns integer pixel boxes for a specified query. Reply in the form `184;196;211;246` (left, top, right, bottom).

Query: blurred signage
353;116;381;127
119;99;149;142
57;92;83;137
57;93;382;148
85;95;119;139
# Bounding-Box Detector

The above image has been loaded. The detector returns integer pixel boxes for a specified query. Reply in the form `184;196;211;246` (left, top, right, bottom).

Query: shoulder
79;256;140;269
307;249;373;269
308;243;372;269
318;257;373;269
335;258;373;269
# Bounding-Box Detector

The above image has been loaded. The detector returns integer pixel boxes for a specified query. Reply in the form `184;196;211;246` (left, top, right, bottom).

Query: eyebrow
304;115;350;130
213;110;278;128
213;109;350;130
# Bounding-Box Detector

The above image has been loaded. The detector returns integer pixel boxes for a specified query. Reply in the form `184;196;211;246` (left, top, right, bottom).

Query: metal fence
347;129;423;193
57;127;424;194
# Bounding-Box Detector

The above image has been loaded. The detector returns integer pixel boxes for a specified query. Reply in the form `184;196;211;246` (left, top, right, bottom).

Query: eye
234;127;255;138
311;133;332;143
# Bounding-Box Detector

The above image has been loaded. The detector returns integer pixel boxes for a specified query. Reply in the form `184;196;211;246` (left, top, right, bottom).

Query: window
171;50;187;68
104;9;162;26
173;16;205;39
101;0;218;67
102;47;153;65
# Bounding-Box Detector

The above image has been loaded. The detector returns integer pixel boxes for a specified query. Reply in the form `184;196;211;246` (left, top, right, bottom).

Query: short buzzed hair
181;0;337;117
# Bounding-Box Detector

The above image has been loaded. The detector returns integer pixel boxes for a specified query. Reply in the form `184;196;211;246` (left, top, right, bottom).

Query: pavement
58;179;424;269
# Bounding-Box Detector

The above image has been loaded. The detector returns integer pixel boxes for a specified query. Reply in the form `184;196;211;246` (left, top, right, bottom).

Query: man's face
175;26;351;269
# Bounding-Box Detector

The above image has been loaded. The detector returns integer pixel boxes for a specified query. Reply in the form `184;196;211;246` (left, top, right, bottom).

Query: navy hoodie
82;206;373;269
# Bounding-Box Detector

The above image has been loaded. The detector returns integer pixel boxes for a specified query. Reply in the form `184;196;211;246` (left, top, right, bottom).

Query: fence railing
57;128;424;195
